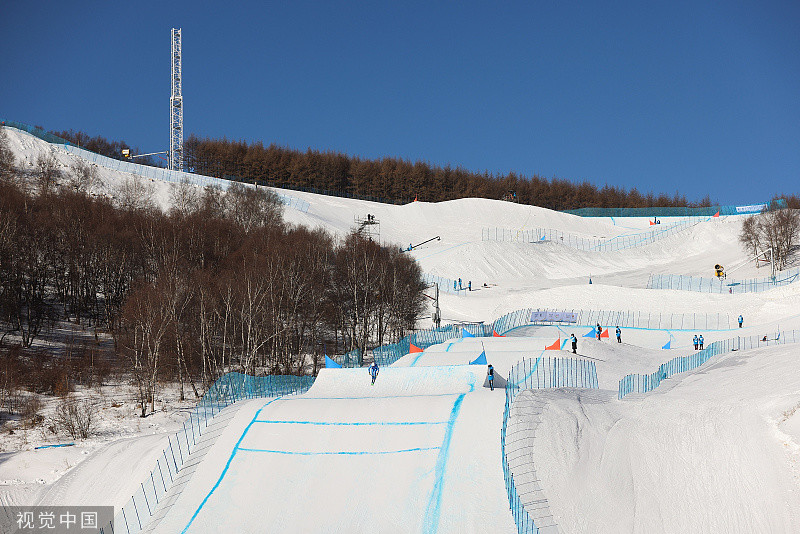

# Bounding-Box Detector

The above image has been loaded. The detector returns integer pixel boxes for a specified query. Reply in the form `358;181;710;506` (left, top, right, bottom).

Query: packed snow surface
2;126;799;533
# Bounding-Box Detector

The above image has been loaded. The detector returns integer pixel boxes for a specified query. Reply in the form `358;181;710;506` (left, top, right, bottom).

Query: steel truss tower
170;28;183;171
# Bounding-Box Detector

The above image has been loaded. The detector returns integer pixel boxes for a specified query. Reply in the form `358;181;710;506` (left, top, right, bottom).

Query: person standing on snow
369;361;379;385
699;334;704;350
571;334;578;354
693;335;699;350
616;326;621;343
738;315;743;328
487;364;495;391
596;324;602;340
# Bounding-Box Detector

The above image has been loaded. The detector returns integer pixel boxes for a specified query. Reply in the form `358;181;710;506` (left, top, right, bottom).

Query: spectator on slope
693;335;699;350
458;277;462;290
616;326;621;343
571;334;578;354
369;361;379;385
468;281;472;291
596;324;602;340
738;314;744;328
487;364;495;391
699;334;704;350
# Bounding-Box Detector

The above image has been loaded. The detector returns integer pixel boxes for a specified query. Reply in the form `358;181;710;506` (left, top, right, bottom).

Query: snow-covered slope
3;126;799;533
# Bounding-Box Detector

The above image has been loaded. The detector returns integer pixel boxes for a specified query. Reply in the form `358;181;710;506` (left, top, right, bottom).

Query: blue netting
647;269;800;294
482;218;704;252
98;372;314;534
618;330;800;399
501;356;598;533
562;200;783;217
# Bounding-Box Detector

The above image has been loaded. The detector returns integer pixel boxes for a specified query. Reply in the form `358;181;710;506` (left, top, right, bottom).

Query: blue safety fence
1;122;311;214
482;218;702;252
97;372;314;534
370;323;493;367
330;348;362;367
493;307;732;333
501;357;598;533
562;201;783;217
1;120;73;144
647;269;800;294
618;330;800;399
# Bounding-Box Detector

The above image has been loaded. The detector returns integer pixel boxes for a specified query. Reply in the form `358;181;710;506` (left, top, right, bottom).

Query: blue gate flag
470;351;487;365
661;340;671;350
583;329;596;338
462;329;475;338
325;355;341;368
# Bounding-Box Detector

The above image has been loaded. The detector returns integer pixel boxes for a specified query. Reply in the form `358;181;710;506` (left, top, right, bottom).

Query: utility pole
432;284;441;328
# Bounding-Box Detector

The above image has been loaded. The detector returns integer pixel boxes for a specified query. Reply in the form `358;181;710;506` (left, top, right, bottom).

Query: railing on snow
502;357;598;533
97;373;314;534
618;330;800;399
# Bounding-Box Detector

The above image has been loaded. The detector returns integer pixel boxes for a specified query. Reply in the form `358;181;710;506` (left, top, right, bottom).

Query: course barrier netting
618;330;800;399
562;201;784;217
647;269;800;294
502;357;598;534
97;373;313;534
330;348;362;367
482;218;703;252
1;122;310;214
493;307;732;333
369;323;494;367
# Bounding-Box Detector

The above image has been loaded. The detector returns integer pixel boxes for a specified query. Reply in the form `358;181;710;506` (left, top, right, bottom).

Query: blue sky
2;1;798;204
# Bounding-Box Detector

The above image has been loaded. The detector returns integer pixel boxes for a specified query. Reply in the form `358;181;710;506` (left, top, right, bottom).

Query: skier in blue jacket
487;364;495;391
699;335;704;350
369;362;379;385
693;335;699;350
738;315;743;328
615;326;621;343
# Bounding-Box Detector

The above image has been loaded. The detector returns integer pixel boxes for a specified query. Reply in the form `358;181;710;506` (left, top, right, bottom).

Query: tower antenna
170;28;183;171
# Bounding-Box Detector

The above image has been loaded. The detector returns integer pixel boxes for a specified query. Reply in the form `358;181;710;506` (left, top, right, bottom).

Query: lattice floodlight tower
170;28;183;172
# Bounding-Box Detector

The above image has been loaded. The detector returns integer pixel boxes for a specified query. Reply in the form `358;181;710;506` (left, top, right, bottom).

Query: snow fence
562;202;783;217
618;330;800;399
368;323;494;367
98;373;314;534
647;269;800;294
495;307;733;333
482;218;702;251
502;357;599;534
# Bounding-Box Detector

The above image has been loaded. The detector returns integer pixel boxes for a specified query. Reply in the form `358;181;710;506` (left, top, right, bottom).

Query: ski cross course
1;125;799;533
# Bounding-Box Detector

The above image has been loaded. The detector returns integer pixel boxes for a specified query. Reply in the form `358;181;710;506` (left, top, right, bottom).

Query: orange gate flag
600;328;610;339
493;330;504;337
409;343;423;353
545;338;561;350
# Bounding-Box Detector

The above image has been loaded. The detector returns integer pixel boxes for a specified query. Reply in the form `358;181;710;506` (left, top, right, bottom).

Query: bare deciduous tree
0;128;16;181
739;200;799;270
67;160;100;193
35;152;61;195
115;175;156;212
53;395;97;439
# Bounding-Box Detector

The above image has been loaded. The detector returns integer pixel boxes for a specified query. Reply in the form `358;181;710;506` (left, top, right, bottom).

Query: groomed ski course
2;126;800;533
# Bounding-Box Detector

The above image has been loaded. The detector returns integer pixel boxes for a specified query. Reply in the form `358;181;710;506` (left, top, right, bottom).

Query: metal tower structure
170;28;183;171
